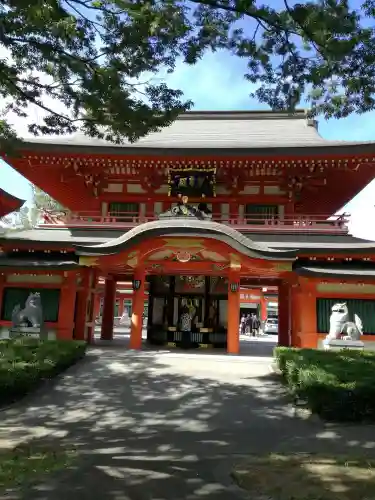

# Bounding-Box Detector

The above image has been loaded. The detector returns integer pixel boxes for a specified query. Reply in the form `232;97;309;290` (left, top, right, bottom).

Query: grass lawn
274;347;375;421
0;337;87;406
0;443;77;493
232;453;375;500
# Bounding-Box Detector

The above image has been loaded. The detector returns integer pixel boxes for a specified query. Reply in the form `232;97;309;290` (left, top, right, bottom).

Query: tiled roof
0;188;25;217
21;110;368;150
2;227;375;252
296;265;375;277
73;219;298;259
0;257;80;269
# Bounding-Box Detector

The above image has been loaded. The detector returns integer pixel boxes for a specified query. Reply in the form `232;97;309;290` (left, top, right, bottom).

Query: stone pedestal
324;339;364;351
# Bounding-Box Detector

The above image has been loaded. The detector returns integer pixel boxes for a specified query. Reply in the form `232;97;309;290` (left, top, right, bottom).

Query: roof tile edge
177;109;308;120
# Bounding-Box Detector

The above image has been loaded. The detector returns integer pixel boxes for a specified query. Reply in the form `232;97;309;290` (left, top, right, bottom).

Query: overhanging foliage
1;0;374;148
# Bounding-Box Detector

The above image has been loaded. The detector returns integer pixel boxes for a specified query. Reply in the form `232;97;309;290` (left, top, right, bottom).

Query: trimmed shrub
0;339;86;405
274;347;375;422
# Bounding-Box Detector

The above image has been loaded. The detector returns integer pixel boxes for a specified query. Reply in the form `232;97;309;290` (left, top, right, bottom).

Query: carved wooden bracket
140;164;164;193
217;167;245;195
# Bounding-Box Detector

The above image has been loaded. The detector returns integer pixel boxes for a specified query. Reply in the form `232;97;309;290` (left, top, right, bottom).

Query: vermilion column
260;294;267;322
101;277;116;340
278;281;291;346
58;274;77;340
74;271;90;341
93;294;101;320
129;268;145;350
298;280;318;348
227;273;240;354
118;295;124;317
0;274;5;319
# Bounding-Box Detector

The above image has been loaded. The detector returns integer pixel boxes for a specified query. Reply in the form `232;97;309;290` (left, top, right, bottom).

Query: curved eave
0;259;81;270
296;265;375;279
13;141;375;157
0;188;25;217
73;219;298;260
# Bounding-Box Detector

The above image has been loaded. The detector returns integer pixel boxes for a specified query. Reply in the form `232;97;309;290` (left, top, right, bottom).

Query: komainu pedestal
323;302;364;351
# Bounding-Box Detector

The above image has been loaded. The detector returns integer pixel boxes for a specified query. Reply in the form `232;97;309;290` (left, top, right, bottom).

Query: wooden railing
38;211;350;234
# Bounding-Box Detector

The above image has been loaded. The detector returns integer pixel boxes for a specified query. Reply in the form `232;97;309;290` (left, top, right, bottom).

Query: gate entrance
147;275;228;349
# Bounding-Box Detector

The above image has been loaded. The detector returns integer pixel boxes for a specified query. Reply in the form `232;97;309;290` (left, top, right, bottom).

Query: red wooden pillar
85;292;96;344
278;281;291;347
101;277;116;340
298;279;318;348
260;294;267;322
291;285;301;347
93;294;100;320
0;274;5;319
58;273;77;340
84;270;98;344
129;268;145;350
74;271;90;341
227;273;240;354
118;295;124;317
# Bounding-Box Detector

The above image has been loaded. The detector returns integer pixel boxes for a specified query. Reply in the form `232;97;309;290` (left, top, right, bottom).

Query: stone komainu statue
11;292;46;337
326;302;363;342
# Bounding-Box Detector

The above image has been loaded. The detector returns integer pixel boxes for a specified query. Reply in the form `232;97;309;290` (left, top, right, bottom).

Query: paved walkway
1;345;375;499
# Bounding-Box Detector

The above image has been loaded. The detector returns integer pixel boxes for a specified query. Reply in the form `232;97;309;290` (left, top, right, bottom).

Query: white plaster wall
154;202;163;215
239;185;260;195
103;183;123;193
221;203;229;221
216;186;230;195
127;184;146;193
264;185;286;195
154;185;169;194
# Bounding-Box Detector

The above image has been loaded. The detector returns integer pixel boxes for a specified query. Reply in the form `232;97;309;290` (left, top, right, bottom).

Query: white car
264;318;278;335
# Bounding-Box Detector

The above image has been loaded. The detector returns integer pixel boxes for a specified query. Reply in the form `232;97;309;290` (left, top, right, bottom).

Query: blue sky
1;50;375;237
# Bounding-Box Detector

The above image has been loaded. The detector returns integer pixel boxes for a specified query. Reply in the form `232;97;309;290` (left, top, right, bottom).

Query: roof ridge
177;109;308;120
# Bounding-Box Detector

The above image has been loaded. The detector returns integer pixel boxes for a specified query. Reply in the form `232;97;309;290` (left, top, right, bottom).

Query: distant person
251;313;260;337
240;315;246;335
245;314;251;335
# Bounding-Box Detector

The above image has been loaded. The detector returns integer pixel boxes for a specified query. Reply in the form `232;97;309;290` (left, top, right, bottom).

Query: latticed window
245;204;279;224
109;202;139;220
1;288;60;322
317;298;375;334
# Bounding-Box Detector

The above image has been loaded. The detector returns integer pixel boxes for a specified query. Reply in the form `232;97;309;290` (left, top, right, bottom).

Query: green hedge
0;338;87;405
274;347;375;422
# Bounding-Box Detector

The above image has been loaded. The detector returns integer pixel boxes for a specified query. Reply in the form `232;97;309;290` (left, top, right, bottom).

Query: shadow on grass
0;347;375;499
232;453;375;500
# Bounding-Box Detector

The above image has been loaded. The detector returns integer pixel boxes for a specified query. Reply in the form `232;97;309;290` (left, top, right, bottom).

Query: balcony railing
38;211;350;234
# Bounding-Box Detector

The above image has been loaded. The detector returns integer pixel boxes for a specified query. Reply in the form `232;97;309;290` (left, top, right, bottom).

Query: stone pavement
1;344;375;499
